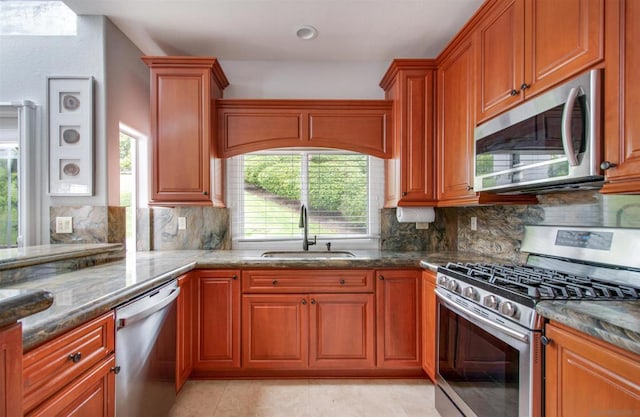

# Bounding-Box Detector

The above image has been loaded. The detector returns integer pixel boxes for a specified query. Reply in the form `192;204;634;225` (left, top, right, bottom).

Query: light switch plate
56;217;73;234
470;216;478;231
178;217;187;230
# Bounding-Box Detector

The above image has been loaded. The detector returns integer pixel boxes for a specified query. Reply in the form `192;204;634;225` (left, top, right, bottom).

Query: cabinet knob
203;191;209;195
311;299;316;305
68;352;82;363
600;161;617;170
339;279;346;285
272;280;278;286
110;366;121;374
466;185;473;191
541;335;553;346
520;83;530;91
301;299;307;305
402;192;408;196
232;274;237;280
379;275;385;280
510;89;519;96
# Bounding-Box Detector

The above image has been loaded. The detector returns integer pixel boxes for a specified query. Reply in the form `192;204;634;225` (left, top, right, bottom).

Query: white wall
104;19;150;206
219;60;389;99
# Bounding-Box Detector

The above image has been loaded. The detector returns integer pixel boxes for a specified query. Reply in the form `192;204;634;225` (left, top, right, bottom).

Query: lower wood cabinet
545;321;640;416
421;270;437;381
242;293;375;370
22;312;116;417
193;270;241;371
0;323;22;417
376;270;421;369
176;272;196;391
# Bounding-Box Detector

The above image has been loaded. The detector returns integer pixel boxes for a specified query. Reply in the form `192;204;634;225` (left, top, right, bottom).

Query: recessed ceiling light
296;25;318;41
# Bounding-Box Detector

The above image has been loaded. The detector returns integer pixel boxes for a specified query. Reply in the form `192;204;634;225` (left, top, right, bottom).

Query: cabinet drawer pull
466;185;473;191
232;274;238;280
339;279;346;285
311;299;316;305
272;280;278;286
203;191;209;195
541;336;553;346
510;89;519;96
379;275;385;280
68;352;82;363
520;83;530;91
402;191;408;196
600;161;617;170
301;299;307;305
110;366;121;374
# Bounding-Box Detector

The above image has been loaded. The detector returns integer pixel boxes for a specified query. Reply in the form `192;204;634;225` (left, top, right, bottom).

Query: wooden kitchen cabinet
193;270;241;372
23;312;115;416
601;0;640;194
142;56;229;206
475;0;604;124
176;272;195;391
379;60;438;207
421;270;437;381
216;99;392;158
0;323;22;417
544;321;640;416
376;270;421;369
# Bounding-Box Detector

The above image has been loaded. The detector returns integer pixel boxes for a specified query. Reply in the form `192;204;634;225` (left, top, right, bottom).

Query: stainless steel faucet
299;204;316;251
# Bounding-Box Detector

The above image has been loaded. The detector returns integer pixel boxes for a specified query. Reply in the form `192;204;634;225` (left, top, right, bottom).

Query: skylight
0;1;77;36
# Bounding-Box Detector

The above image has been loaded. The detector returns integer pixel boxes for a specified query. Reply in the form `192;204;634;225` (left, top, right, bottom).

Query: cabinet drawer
242;270;374;293
23;312;115;413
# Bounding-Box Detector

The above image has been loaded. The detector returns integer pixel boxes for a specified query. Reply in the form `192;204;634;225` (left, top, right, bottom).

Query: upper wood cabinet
379;60;438;207
143;56;229;206
476;0;604;124
215;100;393;158
601;0;640;193
544;321;640;416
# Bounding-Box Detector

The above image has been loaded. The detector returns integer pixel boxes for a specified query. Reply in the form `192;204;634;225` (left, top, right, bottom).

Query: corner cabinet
475;0;604;124
379;60;437;207
0;323;22;417
192;270;241;372
601;0;640;194
421;270;437;381
544;322;640;416
142;56;229;206
376;270;421;369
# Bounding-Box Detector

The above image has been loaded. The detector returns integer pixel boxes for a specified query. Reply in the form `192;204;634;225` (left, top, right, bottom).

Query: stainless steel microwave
474;69;603;194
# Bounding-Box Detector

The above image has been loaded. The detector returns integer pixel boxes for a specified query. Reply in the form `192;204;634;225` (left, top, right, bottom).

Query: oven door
435;289;540;417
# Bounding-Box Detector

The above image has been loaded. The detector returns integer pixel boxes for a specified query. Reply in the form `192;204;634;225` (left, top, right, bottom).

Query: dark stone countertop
536;300;640;356
0;289;54;328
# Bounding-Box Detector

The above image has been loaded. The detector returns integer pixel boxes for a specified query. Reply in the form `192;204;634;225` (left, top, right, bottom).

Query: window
0;1;77;36
229;150;383;249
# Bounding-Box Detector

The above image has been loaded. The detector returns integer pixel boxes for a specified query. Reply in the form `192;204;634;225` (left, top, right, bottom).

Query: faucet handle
309;235;317;247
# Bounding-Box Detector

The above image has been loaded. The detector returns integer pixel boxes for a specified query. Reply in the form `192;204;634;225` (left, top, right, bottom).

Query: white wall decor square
48;76;94;196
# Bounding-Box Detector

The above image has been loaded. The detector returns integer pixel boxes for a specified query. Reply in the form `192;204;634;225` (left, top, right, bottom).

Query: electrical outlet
470;216;478;231
178;217;187;230
56;217;73;234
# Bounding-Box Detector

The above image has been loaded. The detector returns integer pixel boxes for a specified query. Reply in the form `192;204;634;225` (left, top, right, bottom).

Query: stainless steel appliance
435;226;640;417
474;69;603;194
115;280;180;417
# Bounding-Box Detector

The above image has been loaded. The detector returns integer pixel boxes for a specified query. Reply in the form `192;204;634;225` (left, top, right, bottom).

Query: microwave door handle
561;86;581;166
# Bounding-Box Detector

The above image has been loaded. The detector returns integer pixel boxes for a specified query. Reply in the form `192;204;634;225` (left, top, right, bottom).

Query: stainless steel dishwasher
115;280;180;417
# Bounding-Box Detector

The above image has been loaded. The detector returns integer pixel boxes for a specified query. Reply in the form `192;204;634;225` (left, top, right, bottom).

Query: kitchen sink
260;250;356;259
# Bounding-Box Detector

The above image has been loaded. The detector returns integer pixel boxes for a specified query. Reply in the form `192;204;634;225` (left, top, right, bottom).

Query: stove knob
446;280;461;294
483;295;498;309
437;276;448;286
499;301;518;317
463;286;479;301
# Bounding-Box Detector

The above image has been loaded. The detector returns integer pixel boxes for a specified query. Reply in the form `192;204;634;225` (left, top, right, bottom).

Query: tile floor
169;379;443;417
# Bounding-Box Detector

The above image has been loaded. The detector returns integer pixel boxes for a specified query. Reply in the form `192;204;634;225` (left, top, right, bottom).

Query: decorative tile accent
50;206;126;246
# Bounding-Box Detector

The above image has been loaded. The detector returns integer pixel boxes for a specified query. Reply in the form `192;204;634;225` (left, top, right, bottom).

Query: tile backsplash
50;206;126;245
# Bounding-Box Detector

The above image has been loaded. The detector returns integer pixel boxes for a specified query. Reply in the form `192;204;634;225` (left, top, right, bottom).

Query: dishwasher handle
117;286;180;329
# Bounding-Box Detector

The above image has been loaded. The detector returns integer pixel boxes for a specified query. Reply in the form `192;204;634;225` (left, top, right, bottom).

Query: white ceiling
62;0;484;62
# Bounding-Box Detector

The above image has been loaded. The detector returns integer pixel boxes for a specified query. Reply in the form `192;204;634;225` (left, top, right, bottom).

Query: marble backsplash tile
453;191;640;261
136;207;231;250
50;206;126;246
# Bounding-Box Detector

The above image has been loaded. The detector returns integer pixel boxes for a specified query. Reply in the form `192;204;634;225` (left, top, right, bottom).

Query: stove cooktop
439;262;640;302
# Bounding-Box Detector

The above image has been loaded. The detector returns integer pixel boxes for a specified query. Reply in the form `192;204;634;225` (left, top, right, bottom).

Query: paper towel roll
396;207;435;223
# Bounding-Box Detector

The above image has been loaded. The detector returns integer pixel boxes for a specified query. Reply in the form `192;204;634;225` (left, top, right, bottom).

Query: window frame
227;149;383;250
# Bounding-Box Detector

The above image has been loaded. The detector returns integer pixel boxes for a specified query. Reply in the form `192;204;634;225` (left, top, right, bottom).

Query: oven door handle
436;290;529;344
561;86;582;166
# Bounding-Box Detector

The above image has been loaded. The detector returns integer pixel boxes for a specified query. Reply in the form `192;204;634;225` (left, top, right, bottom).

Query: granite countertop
0;243;123;271
0;289;54;328
536;300;640;355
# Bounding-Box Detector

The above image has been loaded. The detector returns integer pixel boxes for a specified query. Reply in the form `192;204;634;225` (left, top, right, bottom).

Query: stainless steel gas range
434;225;640;417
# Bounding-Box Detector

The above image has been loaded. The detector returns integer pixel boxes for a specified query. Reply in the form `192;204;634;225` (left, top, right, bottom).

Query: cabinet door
601;0;640;193
524;0;604;98
476;0;525;123
242;294;309;369
376;270;421;368
421;271;437;381
437;39;477;203
0;323;22;417
176;272;195;391
27;355;115;417
545;322;640;417
193;270;240;371
309;293;375;369
149;66;211;204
